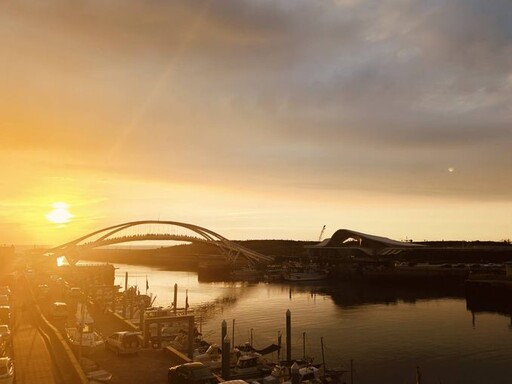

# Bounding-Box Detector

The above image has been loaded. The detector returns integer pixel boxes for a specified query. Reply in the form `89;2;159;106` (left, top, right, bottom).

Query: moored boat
193;344;240;370
262;361;322;384
230;352;272;380
283;269;329;282
65;327;104;355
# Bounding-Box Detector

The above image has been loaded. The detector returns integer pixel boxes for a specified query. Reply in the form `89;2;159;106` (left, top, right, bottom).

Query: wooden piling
350;359;354;384
291;361;300;384
416;366;421;384
302;332;306;360
286;309;291;361
173;283;178;315
122;272;128;318
221;320;227;348
222;335;231;380
277;331;282;360
321;337;326;372
232;319;235;350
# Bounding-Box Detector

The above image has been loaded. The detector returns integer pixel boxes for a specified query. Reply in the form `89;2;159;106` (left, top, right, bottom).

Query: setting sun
46;202;73;224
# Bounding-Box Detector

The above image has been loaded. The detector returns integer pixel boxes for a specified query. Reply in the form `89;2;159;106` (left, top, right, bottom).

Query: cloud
1;0;512;201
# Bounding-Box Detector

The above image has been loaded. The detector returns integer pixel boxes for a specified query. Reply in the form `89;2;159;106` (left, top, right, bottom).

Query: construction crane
318;225;326;241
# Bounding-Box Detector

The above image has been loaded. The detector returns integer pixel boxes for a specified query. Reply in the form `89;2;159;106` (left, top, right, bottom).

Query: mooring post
173;283;178;315
222;334;231;380
139;297;145;331
286;309;291;361
321;337;326;372
129;293;134;319
188;315;195;359
277;331;282;360
122;272;128;318
221;320;227;348
302;332;306;360
111;286;116;312
232;319;235;349
291;361;300;384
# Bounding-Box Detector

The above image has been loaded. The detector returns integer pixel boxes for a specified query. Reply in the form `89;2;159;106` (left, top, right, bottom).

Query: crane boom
319;225;326;241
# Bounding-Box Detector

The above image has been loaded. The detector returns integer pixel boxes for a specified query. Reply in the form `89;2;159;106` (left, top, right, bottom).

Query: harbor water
114;264;512;384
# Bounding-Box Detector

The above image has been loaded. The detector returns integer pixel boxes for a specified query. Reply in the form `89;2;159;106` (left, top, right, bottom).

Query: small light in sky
448;167;455;173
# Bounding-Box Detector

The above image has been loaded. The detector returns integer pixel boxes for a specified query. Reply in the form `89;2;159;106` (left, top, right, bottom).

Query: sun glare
46;202;73;224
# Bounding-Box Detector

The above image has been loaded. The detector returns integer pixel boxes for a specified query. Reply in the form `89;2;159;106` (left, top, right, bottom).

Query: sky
1;0;511;246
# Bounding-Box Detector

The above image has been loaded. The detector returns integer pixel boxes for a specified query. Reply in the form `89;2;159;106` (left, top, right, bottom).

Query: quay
2;262;192;384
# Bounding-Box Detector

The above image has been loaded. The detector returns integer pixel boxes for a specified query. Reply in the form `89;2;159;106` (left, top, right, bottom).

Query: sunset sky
1;0;511;246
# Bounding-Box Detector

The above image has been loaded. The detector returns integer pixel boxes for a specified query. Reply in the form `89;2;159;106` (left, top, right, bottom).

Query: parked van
49;302;68;319
105;331;141;355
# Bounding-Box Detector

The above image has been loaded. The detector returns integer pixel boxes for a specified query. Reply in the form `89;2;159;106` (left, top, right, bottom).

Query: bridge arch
50;220;273;266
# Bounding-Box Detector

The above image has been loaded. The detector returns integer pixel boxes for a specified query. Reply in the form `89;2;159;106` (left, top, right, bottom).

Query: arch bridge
49;220;274;266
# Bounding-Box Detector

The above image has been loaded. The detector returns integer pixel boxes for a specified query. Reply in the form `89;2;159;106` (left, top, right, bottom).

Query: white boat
193;344;240;370
230;352;272;379
65;327;104;355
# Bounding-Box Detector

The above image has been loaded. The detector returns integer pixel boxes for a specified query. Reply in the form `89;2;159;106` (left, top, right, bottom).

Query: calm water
113;264;512;384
